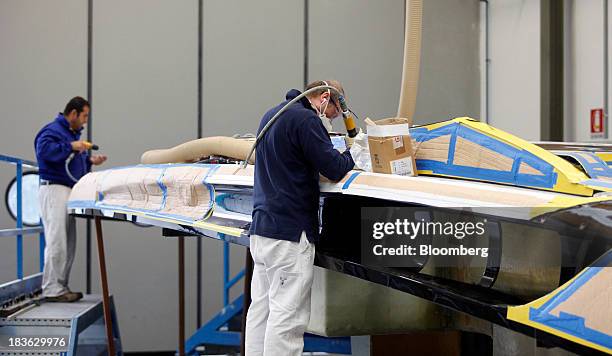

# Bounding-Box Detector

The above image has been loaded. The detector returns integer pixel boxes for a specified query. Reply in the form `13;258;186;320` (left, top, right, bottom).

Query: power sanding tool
66;141;99;182
82;141;99;151
338;95;358;138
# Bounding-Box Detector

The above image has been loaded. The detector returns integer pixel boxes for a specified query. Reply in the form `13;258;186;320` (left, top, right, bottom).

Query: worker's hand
90;154;107;166
70;140;89;153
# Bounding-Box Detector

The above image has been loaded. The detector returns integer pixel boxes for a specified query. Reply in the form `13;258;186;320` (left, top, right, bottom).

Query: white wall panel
92;1;198;351
309;0;404;129
202;0;304;136
200;2;305;331
0;0;87;284
569;0;606;142
416;0;481;123
489;0;541;140
310;0;480;130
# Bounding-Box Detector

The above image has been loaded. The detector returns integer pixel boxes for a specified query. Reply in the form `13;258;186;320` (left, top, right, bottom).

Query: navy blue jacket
250;89;355;243
34;114;91;187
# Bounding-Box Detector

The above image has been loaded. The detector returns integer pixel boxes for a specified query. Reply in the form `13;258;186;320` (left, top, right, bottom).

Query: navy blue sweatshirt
250;89;355;243
34;114;91;188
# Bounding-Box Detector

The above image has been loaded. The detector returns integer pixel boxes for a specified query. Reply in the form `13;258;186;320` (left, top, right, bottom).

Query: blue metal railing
222;236;245;307
0;154;45;279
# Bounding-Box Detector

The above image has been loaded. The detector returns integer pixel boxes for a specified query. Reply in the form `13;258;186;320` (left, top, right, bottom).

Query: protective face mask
318;98;330;119
310;96;333;132
319;115;333;132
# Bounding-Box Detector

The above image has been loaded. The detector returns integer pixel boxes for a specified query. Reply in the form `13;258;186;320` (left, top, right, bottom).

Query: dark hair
63;96;90;116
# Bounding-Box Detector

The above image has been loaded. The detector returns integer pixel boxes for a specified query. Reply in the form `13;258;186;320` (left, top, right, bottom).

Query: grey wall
91;0;199;351
488;0;541;140
0;0;87;286
311;0;480;131
200;0;307;335
416;0;481;123
566;0;609;142
202;0;304;135
0;0;481;352
309;0;405;129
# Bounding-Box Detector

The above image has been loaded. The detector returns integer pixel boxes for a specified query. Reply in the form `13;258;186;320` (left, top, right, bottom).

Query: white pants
38;185;76;297
245;232;315;356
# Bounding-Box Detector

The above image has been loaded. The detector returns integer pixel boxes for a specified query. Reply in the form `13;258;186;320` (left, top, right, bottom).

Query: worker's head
305;80;344;122
63;96;90;130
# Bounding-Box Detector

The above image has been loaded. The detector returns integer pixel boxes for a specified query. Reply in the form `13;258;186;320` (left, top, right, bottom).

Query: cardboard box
367;118;417;176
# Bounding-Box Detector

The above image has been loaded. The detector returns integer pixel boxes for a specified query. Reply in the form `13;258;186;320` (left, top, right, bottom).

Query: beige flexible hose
397;0;423;123
140;136;255;164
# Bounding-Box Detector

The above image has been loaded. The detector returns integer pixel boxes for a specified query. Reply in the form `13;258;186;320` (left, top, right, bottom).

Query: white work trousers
38;185;76;297
245;232;315;356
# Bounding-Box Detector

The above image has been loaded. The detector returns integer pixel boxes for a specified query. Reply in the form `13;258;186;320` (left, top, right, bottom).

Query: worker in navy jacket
246;80;354;356
34;97;107;302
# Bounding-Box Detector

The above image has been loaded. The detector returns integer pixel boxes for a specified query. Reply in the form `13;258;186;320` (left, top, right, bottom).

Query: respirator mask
317;97;333;131
314;84;342;132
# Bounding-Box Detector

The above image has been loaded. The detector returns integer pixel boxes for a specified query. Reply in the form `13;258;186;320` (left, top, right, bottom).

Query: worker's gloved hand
349;129;372;172
70;140;89;153
90;154;108;166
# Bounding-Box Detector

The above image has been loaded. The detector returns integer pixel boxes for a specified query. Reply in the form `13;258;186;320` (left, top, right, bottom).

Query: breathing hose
65;153;79;183
66;142;99;182
242;85;354;168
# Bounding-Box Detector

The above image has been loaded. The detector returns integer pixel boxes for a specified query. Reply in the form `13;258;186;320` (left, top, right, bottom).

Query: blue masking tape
514;152;557;188
411;123;557;189
215;193;253;215
215;193;230;208
90;199;204;225
93;163;222;219
580;179;612;189
563;152;612;179
446;125;459;165
100;163;221;171
156;167;168;212
342;171;361;189
528;252;612;349
72;163;236;225
201;165;221;220
411;123;460;143
456;124;518;159
67;200;98;209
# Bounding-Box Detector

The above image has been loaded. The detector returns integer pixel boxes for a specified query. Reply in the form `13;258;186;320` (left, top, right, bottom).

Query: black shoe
45;291;83;303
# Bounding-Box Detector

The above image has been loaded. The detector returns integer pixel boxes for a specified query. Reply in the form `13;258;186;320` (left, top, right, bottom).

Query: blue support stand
0;155;45;279
1;155;122;355
16;160;23;280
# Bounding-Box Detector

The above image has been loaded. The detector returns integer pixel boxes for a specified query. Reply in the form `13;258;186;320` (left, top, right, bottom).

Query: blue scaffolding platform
0;154;122;355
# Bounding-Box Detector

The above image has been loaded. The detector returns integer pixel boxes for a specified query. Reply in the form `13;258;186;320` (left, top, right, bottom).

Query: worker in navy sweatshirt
34;97;107;302
245;80;354;356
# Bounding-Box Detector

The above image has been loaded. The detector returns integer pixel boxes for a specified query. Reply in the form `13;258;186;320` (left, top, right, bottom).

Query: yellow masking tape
412;118;595;196
507;267;612;354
